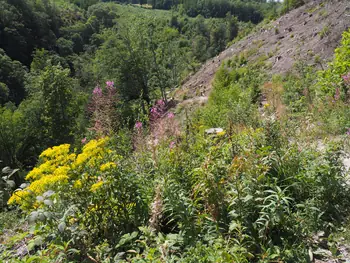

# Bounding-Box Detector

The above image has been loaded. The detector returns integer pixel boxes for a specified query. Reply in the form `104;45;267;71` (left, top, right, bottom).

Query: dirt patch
174;0;350;103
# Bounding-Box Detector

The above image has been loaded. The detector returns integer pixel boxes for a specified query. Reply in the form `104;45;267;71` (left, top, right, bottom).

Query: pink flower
150;107;158;113
169;141;175;149
347;128;350;136
156;99;165;106
106;81;114;87
135;121;142;129
342;72;350;86
167;112;175;119
334;88;340;101
81;137;87;144
93;87;102;96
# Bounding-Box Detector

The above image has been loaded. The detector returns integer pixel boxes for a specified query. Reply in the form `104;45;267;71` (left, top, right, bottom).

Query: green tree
0;83;9;104
0;0;61;66
282;0;304;13
38;65;78;145
0;49;27;104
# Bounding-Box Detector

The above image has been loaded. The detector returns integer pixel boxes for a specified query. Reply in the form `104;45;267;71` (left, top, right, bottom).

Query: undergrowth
1;23;350;263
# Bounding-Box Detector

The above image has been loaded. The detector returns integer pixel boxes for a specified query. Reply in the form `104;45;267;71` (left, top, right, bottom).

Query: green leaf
6;180;15;188
58;222;66;233
8;168;19;178
43;199;53;206
2;167;11;174
29;211;38;223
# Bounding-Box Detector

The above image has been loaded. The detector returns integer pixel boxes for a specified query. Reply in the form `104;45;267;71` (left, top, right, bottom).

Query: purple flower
156;99;165;106
167;112;175;119
93;87;102;96
135;121;142;129
106;81;114;87
81;137;87;144
342;73;350;87
347;128;350;136
169;141;175;149
342;72;350;82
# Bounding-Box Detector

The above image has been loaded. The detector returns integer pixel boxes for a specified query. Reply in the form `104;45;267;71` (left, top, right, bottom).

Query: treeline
158;0;266;23
116;0;278;23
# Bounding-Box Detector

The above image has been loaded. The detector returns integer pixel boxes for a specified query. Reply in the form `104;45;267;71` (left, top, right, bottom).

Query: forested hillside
1;0;350;262
1;0;273;167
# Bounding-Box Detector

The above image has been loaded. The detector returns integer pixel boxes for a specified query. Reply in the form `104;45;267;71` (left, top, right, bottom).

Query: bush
282;0;305;14
8;137;150;254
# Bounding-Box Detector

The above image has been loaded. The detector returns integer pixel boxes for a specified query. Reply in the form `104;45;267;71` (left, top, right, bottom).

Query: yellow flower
8;190;30;205
73;179;82;189
53;166;70;177
87;204;98;212
100;162;117;172
90;181;104;192
9;137;115;209
75;152;89;167
263;103;270;108
74;138;109;168
69;217;78;224
29;174;68;195
217;131;226;136
26;167;43;181
40;144;71;160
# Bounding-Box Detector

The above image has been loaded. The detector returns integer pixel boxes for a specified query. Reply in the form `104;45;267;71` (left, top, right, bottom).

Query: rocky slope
174;0;350;104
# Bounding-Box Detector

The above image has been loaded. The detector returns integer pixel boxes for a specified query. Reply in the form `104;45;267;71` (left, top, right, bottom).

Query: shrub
282;0;305;14
317;28;350;98
8;137;150;253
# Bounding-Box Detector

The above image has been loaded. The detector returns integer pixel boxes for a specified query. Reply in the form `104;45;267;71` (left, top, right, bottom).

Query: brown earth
174;0;350;106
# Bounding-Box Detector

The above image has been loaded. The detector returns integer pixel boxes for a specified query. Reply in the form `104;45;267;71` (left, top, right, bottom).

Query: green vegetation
1;0;350;262
1;0;270;168
118;0;280;22
319;24;330;39
282;0;305;14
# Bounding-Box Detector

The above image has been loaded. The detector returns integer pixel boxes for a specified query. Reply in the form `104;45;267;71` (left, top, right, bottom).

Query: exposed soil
174;0;350;105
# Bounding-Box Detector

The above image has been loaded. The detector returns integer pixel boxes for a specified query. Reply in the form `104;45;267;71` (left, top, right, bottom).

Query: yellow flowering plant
8;137;120;210
8;136;149;246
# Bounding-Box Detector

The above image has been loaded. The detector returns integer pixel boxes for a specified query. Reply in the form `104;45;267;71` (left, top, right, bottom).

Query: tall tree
39;65;78;145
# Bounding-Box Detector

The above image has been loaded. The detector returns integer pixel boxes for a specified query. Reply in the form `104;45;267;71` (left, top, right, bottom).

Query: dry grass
262;81;286;118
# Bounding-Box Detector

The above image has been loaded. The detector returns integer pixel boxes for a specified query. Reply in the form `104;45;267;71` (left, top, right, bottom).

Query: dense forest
2;0;350;262
0;0;282;168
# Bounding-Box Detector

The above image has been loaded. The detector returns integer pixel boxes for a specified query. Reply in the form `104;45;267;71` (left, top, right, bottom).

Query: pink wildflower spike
135;121;142;129
334;88;340;101
347;128;350;136
157;99;165;106
342;72;350;85
93;87;102;96
81;137;87;144
169;141;175;149
167;112;175;119
106;81;114;87
150;107;158;113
